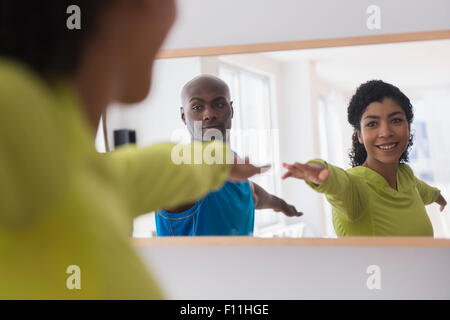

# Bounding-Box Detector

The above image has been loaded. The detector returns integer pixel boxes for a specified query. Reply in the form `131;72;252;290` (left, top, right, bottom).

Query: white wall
137;240;450;299
105;57;202;149
278;61;325;236
163;0;450;50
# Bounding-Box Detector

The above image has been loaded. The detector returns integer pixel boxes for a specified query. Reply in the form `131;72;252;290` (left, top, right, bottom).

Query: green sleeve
305;159;368;221
414;177;441;205
104;141;232;217
0;62;71;227
401;164;440;205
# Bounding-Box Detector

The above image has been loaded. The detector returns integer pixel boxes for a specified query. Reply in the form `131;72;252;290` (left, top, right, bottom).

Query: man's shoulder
207;180;252;200
222;180;252;190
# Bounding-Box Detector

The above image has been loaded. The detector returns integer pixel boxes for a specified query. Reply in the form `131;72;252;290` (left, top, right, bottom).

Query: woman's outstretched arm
282;160;368;221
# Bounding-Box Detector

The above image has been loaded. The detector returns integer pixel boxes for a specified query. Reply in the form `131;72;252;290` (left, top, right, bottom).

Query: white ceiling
261;39;450;90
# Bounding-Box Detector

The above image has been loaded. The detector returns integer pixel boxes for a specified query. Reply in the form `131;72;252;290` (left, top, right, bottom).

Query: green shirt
306;159;440;237
0;59;231;299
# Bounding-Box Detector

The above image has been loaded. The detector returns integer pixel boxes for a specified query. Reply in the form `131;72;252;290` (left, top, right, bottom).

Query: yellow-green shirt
0;59;231;299
306;159;440;236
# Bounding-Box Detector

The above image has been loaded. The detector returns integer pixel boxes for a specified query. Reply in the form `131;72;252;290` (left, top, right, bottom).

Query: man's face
181;83;233;142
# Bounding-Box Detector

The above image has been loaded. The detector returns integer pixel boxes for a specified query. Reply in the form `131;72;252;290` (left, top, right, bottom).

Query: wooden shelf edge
132;236;450;247
157;30;450;59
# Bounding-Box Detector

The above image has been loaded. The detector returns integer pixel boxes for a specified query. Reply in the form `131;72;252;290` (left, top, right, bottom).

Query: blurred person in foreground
0;0;265;299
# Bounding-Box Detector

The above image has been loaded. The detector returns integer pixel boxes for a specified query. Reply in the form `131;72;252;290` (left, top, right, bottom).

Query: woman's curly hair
347;80;414;167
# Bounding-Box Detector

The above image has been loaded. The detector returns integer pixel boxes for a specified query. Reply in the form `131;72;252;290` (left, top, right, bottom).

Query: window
220;63;281;230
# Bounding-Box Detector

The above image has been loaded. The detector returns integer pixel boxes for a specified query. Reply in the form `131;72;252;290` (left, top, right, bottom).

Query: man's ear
230;101;234;118
357;130;363;144
180;107;186;124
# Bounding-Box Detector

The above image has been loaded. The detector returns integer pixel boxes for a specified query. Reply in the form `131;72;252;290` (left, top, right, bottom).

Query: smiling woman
349;80;414;170
282;80;447;236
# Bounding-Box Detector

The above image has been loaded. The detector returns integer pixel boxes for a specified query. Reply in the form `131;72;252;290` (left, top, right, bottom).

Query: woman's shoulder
398;163;416;178
346;165;368;177
0;59;78;223
0;58;54;103
0;58;60;134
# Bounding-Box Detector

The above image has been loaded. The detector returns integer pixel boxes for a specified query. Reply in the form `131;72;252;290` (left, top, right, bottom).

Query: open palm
229;156;271;182
282;162;330;185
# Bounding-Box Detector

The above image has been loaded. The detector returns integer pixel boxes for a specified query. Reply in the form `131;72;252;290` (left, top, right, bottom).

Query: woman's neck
363;158;400;190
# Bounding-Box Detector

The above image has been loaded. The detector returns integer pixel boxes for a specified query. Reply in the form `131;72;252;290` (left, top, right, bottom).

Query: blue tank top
155;181;255;236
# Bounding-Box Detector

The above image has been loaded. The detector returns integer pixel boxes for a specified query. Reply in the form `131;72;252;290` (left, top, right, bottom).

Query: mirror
99;38;450;238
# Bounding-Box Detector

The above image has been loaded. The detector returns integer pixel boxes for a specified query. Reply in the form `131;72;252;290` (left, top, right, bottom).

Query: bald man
155;75;302;236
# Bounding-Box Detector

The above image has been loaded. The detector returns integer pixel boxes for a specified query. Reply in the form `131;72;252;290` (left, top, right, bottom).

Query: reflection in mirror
98;39;450;238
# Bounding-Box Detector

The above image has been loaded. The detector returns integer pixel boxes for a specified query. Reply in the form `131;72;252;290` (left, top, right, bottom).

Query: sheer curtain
220;63;281;230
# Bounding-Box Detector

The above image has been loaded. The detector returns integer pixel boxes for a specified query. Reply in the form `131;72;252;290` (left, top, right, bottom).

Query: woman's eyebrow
388;111;404;117
363;115;379;120
363;111;404;120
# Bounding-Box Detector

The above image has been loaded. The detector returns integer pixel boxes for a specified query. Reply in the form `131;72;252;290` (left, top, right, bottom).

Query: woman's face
116;0;177;103
357;98;410;166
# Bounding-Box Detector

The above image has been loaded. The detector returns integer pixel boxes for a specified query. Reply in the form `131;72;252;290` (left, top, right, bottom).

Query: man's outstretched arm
249;181;303;217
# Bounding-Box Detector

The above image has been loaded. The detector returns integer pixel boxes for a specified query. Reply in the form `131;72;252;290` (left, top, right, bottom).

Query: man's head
181;75;234;141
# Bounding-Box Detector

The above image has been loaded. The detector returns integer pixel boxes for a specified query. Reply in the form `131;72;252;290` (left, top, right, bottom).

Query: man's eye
367;121;377;127
392;118;403;124
192;105;202;110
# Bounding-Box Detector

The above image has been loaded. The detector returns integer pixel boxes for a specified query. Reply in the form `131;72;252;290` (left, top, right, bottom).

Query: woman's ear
357;130;363;144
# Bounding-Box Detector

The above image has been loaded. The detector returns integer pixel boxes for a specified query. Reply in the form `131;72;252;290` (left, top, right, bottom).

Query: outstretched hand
274;200;303;217
282;162;330;185
436;194;447;212
229;156;271;182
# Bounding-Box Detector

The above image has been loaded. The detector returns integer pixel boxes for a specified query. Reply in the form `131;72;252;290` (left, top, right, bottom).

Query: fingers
282;171;292;179
318;169;330;184
287;210;303;217
229;161;272;182
293;162;306;170
290;204;303;217
283;162;329;185
258;164;271;174
282;162;305;180
282;163;294;179
234;156;270;173
282;204;303;217
248;163;271;176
